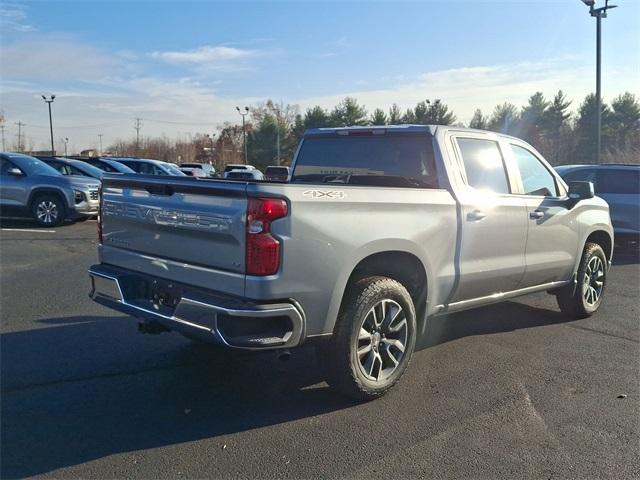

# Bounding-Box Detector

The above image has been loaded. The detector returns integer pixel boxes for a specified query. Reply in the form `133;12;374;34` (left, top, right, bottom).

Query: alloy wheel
583;255;605;306
36;200;59;225
356;299;408;382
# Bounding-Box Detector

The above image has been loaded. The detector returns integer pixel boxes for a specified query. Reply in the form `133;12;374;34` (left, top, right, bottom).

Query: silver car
1;153;100;226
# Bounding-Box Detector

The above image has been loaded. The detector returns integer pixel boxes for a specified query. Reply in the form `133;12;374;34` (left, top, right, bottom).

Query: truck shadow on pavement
0;301;605;478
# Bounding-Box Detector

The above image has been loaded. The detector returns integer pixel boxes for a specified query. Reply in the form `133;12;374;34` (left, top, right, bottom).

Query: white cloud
150;45;256;70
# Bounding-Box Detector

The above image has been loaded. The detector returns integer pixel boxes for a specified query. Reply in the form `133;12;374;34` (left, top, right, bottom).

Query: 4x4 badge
303;190;346;199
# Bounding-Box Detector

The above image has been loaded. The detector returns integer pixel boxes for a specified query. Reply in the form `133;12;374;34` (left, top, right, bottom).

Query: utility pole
42;95;56;156
0;125;5;151
236;106;249;163
134;118;143;156
15;121;25;152
580;0;618;163
98;134;104;155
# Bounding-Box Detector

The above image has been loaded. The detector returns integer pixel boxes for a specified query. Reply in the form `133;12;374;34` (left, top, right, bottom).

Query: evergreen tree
401;108;416;124
388;104;402;124
575;93;614;163
370;108;388;125
303;106;329;129
468;109;487;130
488;102;520;134
520;92;549;143
610;92;640;146
329;97;368;126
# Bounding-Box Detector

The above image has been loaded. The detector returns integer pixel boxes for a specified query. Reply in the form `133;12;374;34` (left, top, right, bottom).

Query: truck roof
304;125;438;137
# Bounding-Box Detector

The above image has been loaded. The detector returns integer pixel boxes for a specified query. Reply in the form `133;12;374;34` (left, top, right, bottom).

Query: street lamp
236;106;249;164
41;94;55;156
63;137;69;156
580;0;617;163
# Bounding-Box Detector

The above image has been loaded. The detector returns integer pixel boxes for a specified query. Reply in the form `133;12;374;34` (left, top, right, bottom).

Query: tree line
109;91;640;171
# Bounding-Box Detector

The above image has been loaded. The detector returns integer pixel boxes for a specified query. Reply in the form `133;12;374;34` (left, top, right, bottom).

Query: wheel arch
585;229;613;262
28;187;70;211
327;248;431;337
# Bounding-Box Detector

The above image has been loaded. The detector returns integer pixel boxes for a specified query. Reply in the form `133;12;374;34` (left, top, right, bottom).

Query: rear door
447;133;528;302
507;142;580;286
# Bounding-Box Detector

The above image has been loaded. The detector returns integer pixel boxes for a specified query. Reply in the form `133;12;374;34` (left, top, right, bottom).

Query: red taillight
97;186;103;243
246;197;288;276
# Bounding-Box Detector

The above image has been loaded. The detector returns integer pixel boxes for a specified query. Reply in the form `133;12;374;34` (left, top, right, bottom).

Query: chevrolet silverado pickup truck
88;125;613;399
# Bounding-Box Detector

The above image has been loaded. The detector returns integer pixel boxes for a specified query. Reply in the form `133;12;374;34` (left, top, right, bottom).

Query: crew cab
88;126;613;399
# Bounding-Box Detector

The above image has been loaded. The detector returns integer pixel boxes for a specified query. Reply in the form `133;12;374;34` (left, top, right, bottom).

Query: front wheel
31;194;65;227
556;242;607;318
323;276;417;401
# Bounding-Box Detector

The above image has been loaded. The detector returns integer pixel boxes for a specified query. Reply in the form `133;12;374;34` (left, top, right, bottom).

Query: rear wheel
31;194;65;227
556;242;607;318
323;276;417;400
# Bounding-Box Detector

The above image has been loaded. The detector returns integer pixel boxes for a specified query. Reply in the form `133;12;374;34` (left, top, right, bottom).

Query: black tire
556;242;607;319
31;194;65;227
323;276;417;401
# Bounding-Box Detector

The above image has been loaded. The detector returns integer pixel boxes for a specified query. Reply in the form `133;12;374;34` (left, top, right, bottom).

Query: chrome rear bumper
88;264;305;350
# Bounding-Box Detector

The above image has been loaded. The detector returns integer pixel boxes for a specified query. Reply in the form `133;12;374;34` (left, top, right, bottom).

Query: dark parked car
111;158;185;176
75;157;137;174
0;153;100;226
224;169;265;181
556;164;639;245
37;157;106;180
265;166;291;181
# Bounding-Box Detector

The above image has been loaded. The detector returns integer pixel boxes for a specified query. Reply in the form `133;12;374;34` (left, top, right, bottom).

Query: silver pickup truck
88;125;613;399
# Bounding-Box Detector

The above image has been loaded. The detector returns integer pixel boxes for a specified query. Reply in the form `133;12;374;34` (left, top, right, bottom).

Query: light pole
42;94;55;156
580;0;617;163
63;137;69;156
236;106;249;163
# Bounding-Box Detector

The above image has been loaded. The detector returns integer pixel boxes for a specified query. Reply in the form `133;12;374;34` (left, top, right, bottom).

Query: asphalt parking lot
1;219;638;479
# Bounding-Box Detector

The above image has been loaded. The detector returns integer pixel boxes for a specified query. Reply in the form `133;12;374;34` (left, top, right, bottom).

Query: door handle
529;210;545;219
467;210;487;221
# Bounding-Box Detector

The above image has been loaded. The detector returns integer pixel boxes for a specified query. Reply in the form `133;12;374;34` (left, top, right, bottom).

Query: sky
1;0;639;152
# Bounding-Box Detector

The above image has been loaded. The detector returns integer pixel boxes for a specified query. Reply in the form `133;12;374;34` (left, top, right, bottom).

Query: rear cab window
292;133;440;189
454;137;510;194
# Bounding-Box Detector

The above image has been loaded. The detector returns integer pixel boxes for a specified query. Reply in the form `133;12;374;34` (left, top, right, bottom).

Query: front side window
456;138;510;194
511;145;558;196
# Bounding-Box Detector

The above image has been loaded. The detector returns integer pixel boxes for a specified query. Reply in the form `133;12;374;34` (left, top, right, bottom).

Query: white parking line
1;228;57;233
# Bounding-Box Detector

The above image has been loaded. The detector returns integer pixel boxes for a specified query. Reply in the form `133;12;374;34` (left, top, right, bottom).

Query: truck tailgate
99;175;248;293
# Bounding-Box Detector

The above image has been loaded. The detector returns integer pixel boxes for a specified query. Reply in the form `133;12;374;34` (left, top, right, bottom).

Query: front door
508;142;581;286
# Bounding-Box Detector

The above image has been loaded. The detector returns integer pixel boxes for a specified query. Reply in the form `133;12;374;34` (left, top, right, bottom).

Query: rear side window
596;169;640;195
292;135;438;188
456;138;510;194
511;144;558;196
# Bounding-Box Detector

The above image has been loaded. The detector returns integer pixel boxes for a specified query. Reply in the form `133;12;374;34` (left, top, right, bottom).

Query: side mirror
7;167;24;177
568;181;594;200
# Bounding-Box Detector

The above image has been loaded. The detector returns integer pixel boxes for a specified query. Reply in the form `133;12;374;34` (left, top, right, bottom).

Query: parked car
180;167;208;177
223;164;256;174
88;125;613;400
76;157;137;174
110;158;186;176
265;166;291;182
36;156;106;180
224;169;265;180
180;162;216;177
556;164;639;246
1;152;100;226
